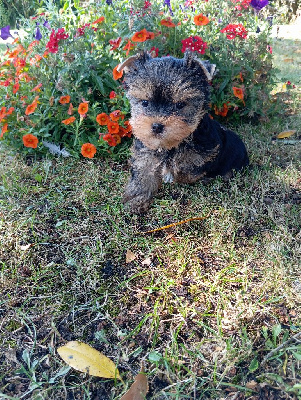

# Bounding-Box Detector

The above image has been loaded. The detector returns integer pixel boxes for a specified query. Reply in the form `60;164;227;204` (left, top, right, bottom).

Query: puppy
117;51;249;213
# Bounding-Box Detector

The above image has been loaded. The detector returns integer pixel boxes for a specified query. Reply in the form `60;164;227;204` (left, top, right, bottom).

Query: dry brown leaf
120;367;148;400
141;257;152;266
246;380;258;390
57;341;121;379
283;58;294;62
277;130;296;139
126;249;137;263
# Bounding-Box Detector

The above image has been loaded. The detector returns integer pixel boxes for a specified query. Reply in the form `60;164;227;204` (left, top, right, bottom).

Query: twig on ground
261;331;301;365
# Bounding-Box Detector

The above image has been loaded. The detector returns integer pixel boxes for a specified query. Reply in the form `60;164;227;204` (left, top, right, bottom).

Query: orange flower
25;101;38;115
31;83;42;92
214;103;229;117
1;123;8;138
123;39;135;56
109;110;124;121
232;86;245;102
107;120;119;134
59;95;71;104
96;112;110;125
13;83;20;94
124;120;132;135
146;31;155;40
160;18;176;27
132;28;148;42
67;103;74;115
78;102;88;115
113;65;123;80
23;134;38;148
92;17;105;24
194;14;210;26
7;107;14;115
103;133;117;147
62;116;76;125
81;143;97;158
0;107;7;120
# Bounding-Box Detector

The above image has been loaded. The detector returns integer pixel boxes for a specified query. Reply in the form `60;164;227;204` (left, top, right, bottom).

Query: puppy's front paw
123;192;152;214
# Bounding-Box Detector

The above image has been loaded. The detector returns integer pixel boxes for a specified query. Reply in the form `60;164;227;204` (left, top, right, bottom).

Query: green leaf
272;324;282;342
249;357;259;372
34;174;43;183
148;351;162;362
292;351;301;361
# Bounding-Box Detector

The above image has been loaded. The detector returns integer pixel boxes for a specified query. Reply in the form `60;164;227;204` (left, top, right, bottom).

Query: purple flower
43;20;51;29
250;0;269;11
0;25;13;40
106;0;112;4
35;27;42;40
164;0;173;15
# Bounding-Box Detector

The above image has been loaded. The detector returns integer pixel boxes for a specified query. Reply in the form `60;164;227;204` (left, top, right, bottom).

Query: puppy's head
118;52;216;150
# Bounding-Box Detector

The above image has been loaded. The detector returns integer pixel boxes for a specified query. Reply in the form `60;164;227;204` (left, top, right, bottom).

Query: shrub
0;0;277;159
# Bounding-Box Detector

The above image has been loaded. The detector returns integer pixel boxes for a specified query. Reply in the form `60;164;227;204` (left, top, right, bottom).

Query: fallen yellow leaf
57;341;121;379
120;366;148;400
277;130;297;139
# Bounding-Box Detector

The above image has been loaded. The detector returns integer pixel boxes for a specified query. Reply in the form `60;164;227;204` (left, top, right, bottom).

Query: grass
1;29;301;400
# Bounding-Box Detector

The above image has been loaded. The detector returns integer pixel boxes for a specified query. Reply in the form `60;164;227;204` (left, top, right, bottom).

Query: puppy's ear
117;51;152;73
184;51;216;82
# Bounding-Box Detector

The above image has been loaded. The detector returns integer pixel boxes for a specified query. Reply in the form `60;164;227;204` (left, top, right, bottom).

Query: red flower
150;46;159;57
109;37;122;51
181;36;208;54
46;28;69;53
109;91;117;99
13;83;20;94
220;24;248;39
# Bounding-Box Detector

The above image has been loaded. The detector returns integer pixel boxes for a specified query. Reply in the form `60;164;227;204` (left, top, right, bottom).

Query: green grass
0;28;301;400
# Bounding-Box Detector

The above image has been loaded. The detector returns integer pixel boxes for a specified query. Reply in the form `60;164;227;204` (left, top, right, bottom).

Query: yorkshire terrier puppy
117;51;249;213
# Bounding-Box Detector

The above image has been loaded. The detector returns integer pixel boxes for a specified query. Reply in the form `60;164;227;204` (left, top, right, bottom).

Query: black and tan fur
118;51;249;213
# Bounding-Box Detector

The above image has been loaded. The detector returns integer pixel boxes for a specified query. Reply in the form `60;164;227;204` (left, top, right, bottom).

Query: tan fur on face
130;114;199;150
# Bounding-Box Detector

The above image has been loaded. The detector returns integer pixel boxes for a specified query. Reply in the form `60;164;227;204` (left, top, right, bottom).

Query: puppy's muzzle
152;123;164;135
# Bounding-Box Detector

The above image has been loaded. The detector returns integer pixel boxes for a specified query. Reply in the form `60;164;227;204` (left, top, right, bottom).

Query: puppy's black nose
152;123;164;134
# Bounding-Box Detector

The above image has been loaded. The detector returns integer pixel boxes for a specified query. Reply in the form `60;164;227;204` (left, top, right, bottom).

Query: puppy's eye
141;100;149;107
175;101;186;110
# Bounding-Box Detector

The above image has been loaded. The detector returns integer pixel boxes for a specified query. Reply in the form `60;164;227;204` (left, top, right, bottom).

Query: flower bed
0;0;275;159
